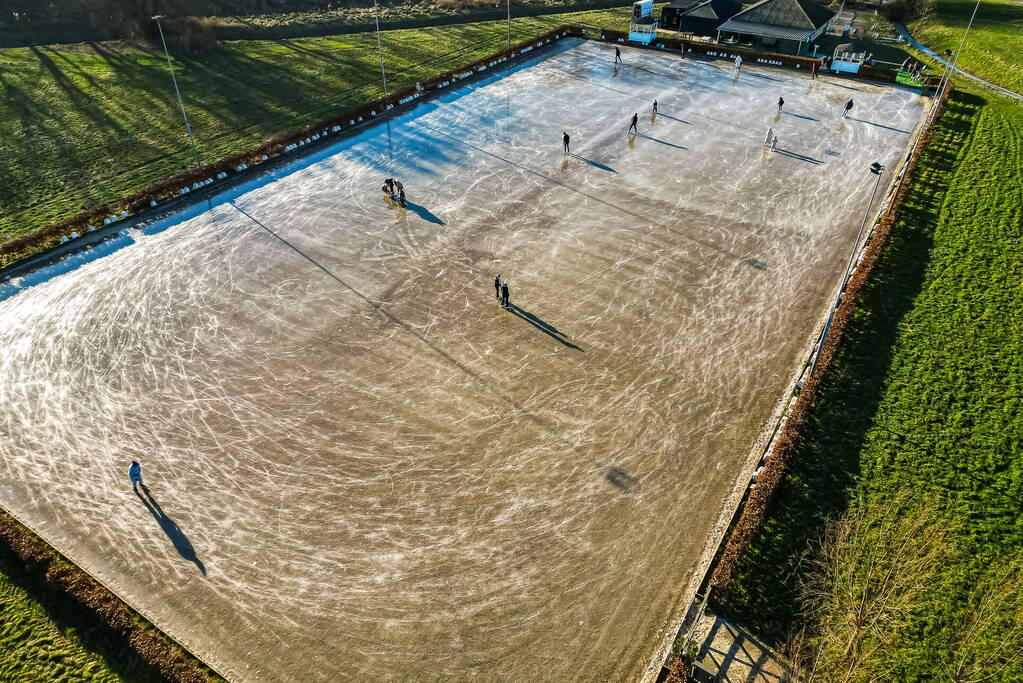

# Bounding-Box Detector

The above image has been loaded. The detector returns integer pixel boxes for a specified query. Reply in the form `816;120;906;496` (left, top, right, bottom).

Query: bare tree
789;494;951;681
939;554;1023;683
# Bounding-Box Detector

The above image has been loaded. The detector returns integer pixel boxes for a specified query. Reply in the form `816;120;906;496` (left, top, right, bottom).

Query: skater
494;273;502;300
398;187;406;209
652;100;658;114
777;96;784;113
734;55;742;71
382;177;394;196
129;460;145;491
629;112;639;135
843;99;854;117
811;63;819;79
764;127;773;146
500;280;510;308
563;131;570;155
771;134;778;151
615;47;622;64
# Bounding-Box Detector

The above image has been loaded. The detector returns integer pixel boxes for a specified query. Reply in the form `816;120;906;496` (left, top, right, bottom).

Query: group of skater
764;97;854;150
493;274;511;308
562;100;656;152
381;177;407;208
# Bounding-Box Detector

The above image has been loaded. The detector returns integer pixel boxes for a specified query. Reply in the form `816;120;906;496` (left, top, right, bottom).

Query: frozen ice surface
0;38;925;681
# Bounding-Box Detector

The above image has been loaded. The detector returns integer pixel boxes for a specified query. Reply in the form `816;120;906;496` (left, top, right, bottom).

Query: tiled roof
723;0;834;31
716;18;817;40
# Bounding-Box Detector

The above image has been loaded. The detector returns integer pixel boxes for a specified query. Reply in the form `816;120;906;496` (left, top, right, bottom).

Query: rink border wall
649;82;957;680
0;505;225;683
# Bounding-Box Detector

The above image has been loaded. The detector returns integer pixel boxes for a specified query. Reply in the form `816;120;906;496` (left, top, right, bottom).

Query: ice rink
0;38;925;681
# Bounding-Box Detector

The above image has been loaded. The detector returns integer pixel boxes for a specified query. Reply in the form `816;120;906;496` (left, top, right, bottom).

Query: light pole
373;0;389;95
152;15;203;171
507;0;512;52
810;161;885;377
928;48;953;108
846;161;885;279
930;0;978;124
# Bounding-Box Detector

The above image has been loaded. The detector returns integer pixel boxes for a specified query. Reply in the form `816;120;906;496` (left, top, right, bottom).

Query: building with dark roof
716;0;835;55
675;0;743;37
660;0;703;31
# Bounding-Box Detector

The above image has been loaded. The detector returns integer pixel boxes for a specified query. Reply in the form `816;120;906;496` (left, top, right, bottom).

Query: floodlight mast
811;161;886;377
846;161;885;277
930;0;979;126
373;0;389;95
152;15;203;172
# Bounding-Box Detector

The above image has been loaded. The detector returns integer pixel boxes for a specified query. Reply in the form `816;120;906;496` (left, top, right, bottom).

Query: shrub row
0;24;580;271
705;82;956;601
0;508;218;682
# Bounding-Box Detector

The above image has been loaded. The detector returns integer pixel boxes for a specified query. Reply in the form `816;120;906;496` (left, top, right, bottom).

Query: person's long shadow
506;304;583;351
636;134;687;150
136;488;206;576
847;117;913;134
773;148;824;165
745;71;784;82
784;111;819;121
404;201;445;225
657;113;693;125
569;153;616;173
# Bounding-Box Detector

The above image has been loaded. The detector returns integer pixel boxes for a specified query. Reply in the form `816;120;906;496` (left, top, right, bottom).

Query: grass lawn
0;6;640;250
0;541;162;682
909;0;1023;95
722;84;1023;678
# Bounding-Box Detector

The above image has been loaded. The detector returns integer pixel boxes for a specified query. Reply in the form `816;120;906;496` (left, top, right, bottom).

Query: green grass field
0;6;639;249
723;85;1023;678
910;0;1023;95
0;542;162;682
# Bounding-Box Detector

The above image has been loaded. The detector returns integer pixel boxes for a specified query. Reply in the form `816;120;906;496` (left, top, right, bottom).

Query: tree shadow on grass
0;538;163;682
720;91;986;645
